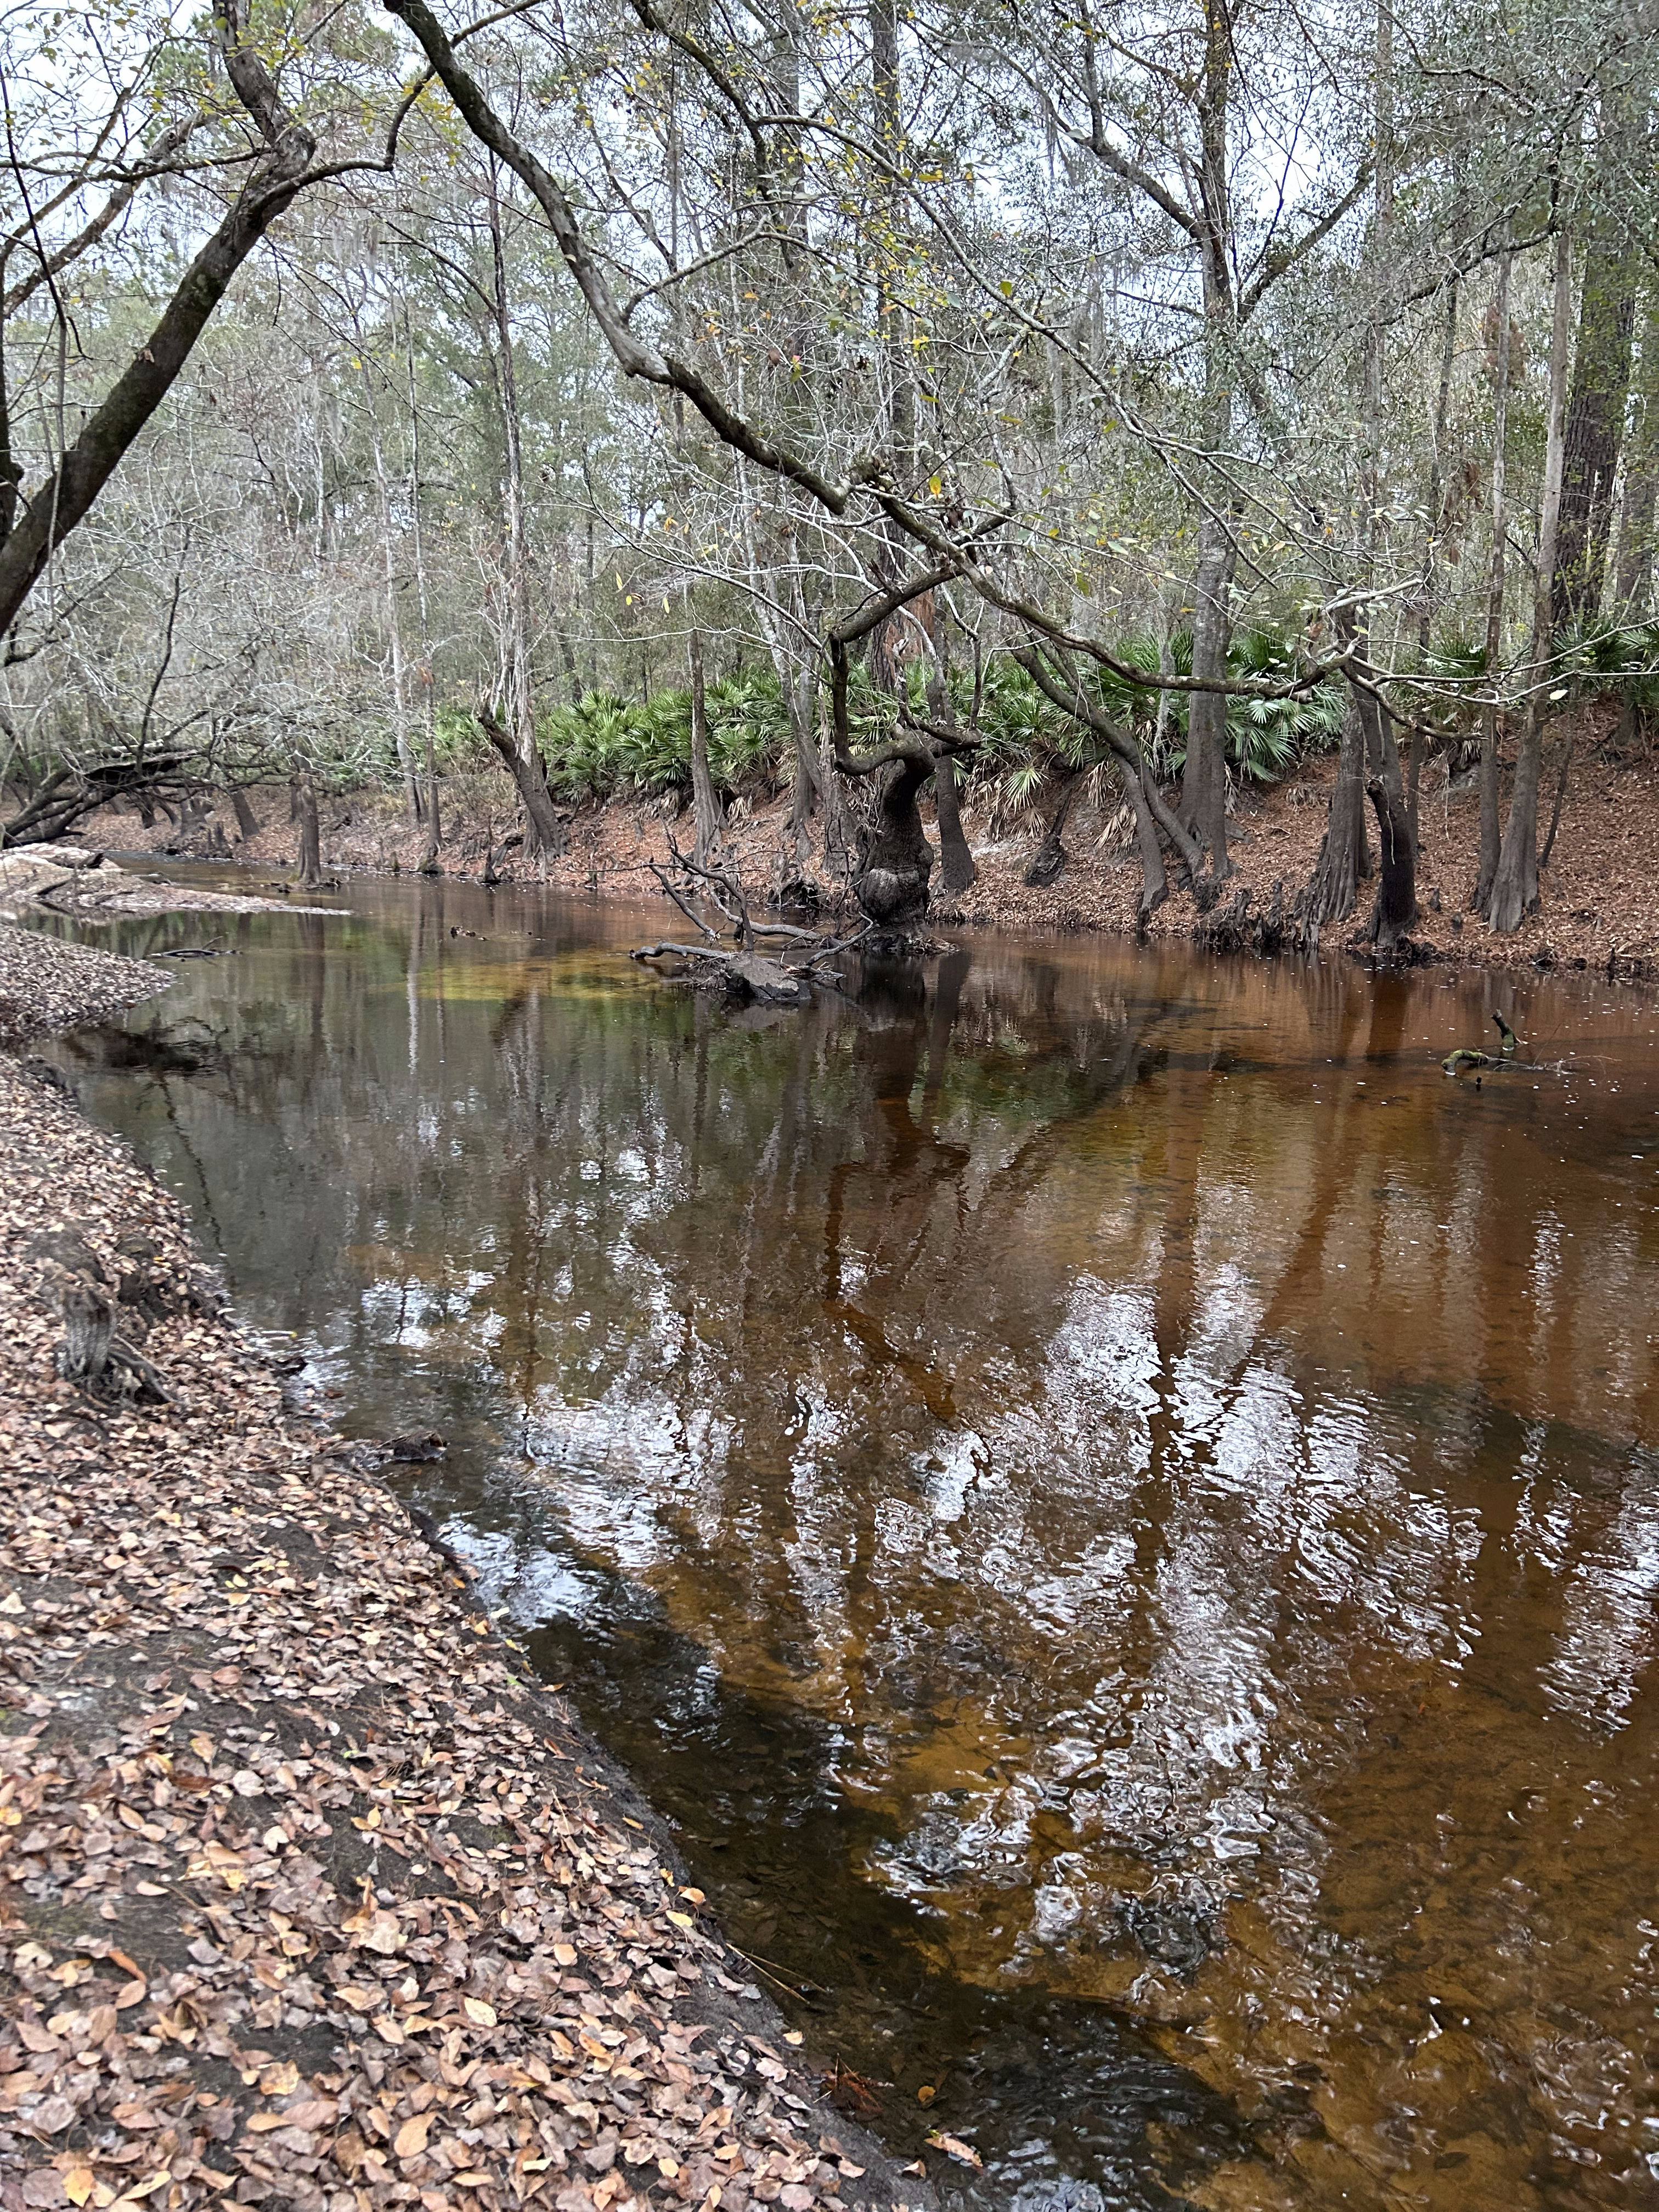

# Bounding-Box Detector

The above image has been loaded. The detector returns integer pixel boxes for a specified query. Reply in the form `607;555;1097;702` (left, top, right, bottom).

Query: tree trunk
1024;772;1080;887
853;754;934;924
1181;0;1237;894
1489;229;1572;934
1302;695;1369;925
420;708;442;873
295;778;321;888
1541;732;1574;868
688;627;720;867
1119;759;1169;921
477;709;564;855
368;411;421;825
1414;270;1459;853
487;160;541;865
786;663;822;867
923;647;975;891
1552;110;1639;624
404;290;442;874
229;787;259;841
932;750;975;892
1475;240;1514;912
1014;645;1206;891
1184;518;1233;887
1613;289;1659;613
1365;775;1416;951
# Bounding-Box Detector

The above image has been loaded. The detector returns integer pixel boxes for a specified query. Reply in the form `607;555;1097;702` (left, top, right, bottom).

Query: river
40;868;1659;2210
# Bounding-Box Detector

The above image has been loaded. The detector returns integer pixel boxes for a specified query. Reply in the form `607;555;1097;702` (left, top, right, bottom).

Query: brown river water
40;869;1659;2210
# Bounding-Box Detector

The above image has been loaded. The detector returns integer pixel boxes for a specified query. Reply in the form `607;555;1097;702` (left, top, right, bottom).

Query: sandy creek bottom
40;868;1659;2211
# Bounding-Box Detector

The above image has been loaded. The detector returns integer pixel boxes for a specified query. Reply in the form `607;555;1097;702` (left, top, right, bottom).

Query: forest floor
0;924;933;2212
85;709;1659;979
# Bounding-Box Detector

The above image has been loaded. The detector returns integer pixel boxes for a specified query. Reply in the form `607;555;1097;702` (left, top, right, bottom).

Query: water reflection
46;874;1659;2210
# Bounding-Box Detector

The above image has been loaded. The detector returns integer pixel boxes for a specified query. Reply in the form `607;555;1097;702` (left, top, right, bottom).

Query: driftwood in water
635;841;876;1006
631;941;806;1005
1443;1012;1525;1075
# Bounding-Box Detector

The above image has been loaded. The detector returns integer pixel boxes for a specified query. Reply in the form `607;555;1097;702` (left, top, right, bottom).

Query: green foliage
1222;626;1346;782
1411;620;1659;740
534;669;792;801
1553;618;1659;724
962;624;1342;827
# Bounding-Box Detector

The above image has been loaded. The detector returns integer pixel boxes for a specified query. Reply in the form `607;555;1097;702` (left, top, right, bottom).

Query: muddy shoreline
0;922;936;2212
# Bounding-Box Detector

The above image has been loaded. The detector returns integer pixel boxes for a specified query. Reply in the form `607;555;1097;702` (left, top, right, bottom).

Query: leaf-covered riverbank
95;728;1659;984
0;925;929;2212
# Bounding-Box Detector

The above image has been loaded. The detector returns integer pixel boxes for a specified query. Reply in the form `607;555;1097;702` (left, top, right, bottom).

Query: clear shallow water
36;869;1659;2210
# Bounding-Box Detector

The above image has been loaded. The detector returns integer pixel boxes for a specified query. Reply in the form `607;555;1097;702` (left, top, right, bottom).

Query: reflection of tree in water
61;891;1659;2210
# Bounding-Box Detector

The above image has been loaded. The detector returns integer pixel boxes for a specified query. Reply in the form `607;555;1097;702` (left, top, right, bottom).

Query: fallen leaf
275;2101;336;2132
916;2085;935;2106
926;2131;983;2170
349;1910;403;1956
113;1980;146;2010
63;2170;95;2206
393;2112;433;2160
461;1996;496;2027
258;2062;299;2098
30;2095;77;2134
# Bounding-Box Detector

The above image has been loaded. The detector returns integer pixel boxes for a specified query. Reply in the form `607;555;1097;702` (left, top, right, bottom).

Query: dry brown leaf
926;2130;983;2169
461;1996;496;2027
393;2112;433;2160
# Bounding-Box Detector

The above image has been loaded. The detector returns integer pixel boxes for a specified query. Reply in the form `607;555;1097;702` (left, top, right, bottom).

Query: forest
0;0;1656;952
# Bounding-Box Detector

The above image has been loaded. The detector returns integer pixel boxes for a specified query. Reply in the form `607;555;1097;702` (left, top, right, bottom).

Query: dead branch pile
631;848;871;1005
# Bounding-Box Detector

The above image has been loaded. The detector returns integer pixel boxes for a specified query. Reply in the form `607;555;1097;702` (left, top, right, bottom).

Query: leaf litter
0;927;938;2212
